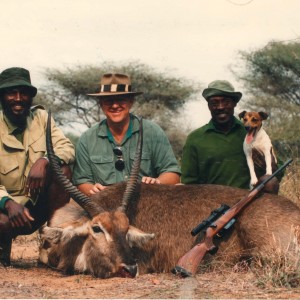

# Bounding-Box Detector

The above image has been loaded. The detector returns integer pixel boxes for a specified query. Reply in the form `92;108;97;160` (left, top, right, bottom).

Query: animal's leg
264;149;273;175
246;153;258;187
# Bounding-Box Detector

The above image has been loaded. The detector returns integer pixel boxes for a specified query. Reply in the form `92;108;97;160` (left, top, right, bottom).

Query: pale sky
0;0;299;129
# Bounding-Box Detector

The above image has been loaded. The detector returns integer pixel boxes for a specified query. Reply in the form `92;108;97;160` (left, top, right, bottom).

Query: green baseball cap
202;80;242;103
0;67;37;97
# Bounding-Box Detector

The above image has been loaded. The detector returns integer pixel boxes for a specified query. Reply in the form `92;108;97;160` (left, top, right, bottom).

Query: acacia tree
35;61;201;159
232;40;300;143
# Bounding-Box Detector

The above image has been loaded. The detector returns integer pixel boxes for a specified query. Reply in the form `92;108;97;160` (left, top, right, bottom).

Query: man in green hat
181;80;280;191
0;67;75;266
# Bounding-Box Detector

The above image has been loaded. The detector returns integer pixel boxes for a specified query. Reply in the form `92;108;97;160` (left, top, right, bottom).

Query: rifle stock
172;158;293;277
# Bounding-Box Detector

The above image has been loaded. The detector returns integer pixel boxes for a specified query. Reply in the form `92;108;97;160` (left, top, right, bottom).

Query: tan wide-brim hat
87;73;143;97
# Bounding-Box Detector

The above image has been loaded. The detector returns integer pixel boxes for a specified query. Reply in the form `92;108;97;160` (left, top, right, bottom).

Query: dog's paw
250;178;258;189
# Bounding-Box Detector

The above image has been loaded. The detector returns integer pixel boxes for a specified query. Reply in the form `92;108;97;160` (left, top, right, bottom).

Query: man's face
207;96;236;125
1;86;33;127
99;96;134;125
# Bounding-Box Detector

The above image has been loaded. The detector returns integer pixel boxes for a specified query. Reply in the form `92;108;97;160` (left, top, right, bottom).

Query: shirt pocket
0;154;22;191
130;150;152;178
90;155;115;184
29;135;46;163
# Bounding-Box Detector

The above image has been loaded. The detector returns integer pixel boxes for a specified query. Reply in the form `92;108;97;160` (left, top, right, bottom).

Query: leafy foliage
34;61;201;159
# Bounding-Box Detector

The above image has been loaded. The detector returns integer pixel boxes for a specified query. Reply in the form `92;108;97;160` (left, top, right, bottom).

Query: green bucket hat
202;80;242;103
0;67;37;97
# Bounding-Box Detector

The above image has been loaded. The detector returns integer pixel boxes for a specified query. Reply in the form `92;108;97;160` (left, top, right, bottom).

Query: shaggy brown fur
42;182;300;276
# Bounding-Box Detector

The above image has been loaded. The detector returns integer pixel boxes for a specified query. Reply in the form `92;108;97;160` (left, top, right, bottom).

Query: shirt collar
98;113;140;142
3;114;24;135
205;116;243;133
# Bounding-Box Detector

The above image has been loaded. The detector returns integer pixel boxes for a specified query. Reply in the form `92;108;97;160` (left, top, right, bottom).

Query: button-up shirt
72;114;181;185
0;106;75;205
181;117;251;189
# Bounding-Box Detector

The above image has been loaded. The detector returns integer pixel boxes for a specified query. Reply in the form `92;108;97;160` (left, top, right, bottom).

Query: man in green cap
0;67;75;266
181;80;280;191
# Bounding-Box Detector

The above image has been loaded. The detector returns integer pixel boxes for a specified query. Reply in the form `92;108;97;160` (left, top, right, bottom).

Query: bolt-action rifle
172;158;293;278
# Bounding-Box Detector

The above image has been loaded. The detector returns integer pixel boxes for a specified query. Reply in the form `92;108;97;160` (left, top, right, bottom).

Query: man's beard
1;98;33;129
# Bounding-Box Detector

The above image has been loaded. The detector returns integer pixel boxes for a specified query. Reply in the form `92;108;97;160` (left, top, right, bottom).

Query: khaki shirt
0;106;75;205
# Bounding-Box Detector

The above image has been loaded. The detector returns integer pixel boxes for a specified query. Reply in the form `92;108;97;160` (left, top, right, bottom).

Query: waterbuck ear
40;226;63;244
126;225;155;248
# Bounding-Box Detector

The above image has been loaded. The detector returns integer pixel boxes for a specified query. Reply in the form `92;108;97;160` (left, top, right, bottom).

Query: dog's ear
259;112;268;120
238;111;246;119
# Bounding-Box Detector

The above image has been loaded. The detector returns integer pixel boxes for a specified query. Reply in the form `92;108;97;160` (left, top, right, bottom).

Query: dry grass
251;226;300;288
279;158;300;206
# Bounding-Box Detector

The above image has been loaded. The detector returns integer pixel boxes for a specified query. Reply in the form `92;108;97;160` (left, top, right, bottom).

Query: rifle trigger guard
208;245;218;255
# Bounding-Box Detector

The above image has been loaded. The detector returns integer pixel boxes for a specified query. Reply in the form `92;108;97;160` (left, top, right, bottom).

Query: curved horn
118;117;143;212
46;110;104;218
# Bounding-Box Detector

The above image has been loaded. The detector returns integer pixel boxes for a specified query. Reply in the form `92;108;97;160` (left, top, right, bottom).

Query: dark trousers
0;165;71;265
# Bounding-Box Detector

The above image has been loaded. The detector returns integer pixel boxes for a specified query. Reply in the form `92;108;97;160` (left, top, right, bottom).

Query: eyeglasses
113;146;125;171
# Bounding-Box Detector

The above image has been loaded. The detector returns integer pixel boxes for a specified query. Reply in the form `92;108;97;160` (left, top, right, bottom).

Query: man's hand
142;176;161;184
89;183;106;195
4;199;34;229
25;157;49;197
77;183;106;196
142;173;180;185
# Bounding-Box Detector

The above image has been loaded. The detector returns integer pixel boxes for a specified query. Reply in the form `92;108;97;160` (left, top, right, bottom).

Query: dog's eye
92;225;103;233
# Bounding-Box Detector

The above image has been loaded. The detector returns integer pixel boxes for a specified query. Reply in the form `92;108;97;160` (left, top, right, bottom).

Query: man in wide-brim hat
72;73;181;196
0;67;75;266
180;79;280;193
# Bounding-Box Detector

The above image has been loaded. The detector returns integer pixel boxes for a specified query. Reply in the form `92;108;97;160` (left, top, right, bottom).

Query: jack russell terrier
238;111;277;188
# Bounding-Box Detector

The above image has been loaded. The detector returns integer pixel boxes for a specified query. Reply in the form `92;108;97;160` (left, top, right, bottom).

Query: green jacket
0;106;75;206
181;117;251;189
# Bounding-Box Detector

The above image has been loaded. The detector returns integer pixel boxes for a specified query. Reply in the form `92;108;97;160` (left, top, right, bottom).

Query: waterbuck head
41;111;154;278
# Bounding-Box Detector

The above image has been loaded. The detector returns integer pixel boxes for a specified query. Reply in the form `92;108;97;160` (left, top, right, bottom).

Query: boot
0;238;12;267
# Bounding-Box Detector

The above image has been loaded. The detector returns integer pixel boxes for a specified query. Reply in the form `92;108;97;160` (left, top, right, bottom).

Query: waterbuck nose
122;264;138;278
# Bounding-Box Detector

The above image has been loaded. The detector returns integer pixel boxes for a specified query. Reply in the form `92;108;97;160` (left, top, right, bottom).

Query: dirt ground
1;233;299;299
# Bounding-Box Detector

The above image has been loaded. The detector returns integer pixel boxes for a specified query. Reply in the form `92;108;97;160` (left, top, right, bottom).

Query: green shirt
72;114;181;185
181;117;251;189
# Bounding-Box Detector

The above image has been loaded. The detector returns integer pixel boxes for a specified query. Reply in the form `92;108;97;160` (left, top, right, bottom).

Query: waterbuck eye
92;225;103;233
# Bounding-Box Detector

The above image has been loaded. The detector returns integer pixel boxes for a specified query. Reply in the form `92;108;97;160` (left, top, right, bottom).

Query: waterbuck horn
46;110;104;217
118;117;143;212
